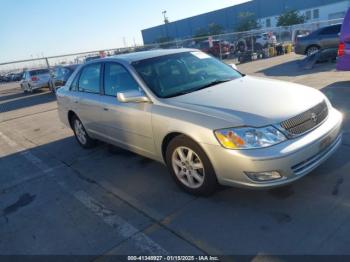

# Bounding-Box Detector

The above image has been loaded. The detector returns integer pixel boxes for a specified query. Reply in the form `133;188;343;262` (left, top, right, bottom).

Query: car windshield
132;51;242;98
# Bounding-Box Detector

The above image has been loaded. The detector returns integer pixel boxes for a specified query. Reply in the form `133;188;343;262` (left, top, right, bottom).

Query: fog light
245;171;282;182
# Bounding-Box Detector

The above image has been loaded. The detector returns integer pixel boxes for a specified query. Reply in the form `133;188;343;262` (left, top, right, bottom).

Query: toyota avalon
56;49;342;195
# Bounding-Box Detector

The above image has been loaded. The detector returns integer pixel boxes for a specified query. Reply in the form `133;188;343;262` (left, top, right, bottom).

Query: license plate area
319;135;333;151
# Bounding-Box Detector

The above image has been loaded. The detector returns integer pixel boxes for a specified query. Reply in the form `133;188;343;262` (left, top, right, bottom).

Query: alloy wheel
74;119;87;145
171;146;205;189
307;46;319;56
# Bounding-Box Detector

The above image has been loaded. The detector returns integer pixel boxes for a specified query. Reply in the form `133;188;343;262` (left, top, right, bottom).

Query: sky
0;0;250;62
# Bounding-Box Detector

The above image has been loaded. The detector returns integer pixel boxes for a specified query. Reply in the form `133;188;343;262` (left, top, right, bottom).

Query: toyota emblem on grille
311;112;318;123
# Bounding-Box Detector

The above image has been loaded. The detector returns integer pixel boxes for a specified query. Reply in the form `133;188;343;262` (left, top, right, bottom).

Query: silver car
56;49;343;195
21;68;50;93
295;24;341;56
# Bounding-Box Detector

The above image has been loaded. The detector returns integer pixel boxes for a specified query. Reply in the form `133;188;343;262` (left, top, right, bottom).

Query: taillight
338;42;345;57
31;76;38;81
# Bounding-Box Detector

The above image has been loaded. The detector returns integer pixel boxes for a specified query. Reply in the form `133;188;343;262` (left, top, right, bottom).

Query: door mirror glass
117;89;150;103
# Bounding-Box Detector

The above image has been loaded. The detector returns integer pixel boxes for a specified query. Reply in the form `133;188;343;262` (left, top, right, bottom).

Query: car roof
27;68;49;72
58;64;80;69
91;48;198;64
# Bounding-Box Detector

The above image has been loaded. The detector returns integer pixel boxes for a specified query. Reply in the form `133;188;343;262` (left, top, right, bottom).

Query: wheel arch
161;132;212;165
67;110;77;129
305;44;321;55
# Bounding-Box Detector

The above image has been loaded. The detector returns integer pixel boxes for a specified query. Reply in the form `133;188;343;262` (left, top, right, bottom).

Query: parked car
198;40;230;58
56;49;342;195
49;64;80;93
0;74;8;82
295;24;342;56
255;33;269;50
11;72;23;81
337;8;350;71
85;55;101;63
20;69;50;93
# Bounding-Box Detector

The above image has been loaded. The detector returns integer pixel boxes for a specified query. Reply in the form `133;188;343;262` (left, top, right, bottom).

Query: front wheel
166;135;218;196
72;115;96;149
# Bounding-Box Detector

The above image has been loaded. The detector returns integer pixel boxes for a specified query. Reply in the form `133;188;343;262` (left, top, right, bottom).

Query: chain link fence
0;18;343;83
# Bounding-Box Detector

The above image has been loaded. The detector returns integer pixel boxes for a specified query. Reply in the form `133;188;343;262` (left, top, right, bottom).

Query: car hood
166;76;325;127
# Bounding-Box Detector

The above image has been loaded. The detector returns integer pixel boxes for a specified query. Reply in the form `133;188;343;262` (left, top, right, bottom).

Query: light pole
162;10;169;40
162;10;168;24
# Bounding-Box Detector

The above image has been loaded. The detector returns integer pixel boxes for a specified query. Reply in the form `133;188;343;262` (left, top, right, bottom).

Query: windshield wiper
164;79;234;98
195;78;233;91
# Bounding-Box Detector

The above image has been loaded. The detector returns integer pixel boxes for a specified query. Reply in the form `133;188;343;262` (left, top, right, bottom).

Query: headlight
214;126;287;149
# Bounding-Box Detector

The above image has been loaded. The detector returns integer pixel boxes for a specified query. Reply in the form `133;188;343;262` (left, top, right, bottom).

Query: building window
266;18;271;27
313;9;319;19
329;12;346;20
305;10;311;20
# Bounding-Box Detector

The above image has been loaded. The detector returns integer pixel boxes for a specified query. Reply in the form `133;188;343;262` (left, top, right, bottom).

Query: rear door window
78;63;101;94
320;25;341;35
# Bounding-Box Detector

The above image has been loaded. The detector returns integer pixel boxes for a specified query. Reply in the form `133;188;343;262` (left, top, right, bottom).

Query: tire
71;115;96;149
21;84;27;93
165;135;218;196
49;81;56;93
28;84;33;93
306;45;320;56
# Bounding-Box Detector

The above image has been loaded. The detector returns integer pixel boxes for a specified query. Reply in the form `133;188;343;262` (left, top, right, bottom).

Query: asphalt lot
0;53;350;258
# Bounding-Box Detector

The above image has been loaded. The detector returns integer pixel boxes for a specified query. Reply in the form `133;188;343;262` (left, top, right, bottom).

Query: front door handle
103;107;109;111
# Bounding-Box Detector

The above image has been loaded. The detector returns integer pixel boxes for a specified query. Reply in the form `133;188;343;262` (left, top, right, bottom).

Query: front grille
280;101;328;136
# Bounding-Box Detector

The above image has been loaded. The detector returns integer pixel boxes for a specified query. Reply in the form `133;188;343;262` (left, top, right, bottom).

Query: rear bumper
200;108;343;189
30;81;49;89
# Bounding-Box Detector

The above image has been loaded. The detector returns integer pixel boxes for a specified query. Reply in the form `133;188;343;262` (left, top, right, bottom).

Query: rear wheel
28;84;33;93
49;81;56;93
21;84;27;93
306;45;320;56
71;115;96;149
165;135;218;196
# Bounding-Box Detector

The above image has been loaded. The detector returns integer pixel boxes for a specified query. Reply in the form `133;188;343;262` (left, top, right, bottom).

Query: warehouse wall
141;0;349;44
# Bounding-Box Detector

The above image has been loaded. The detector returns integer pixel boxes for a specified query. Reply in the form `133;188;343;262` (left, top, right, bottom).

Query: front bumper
294;44;306;55
201;108;343;189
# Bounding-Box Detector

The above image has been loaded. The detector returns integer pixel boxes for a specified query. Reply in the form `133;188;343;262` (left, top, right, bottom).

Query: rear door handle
74;100;79;104
103;107;109;111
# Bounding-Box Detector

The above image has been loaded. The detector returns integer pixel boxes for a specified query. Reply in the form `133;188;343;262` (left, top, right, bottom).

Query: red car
198;40;230;58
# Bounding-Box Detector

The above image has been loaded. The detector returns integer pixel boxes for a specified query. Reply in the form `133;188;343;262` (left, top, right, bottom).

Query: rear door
318;24;341;49
76;62;105;138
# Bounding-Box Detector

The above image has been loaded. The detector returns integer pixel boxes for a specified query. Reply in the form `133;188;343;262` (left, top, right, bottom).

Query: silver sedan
56;49;343;195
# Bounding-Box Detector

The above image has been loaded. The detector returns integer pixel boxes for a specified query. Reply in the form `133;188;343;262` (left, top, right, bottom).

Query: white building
259;0;350;28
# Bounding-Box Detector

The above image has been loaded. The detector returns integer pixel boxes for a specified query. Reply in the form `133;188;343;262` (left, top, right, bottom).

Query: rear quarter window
319;25;341;35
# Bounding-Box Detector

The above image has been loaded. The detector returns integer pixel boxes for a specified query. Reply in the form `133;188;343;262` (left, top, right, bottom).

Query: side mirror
117;89;150;103
229;63;238;70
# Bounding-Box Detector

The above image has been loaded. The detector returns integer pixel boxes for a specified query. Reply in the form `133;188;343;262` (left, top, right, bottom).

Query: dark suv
295;24;341;56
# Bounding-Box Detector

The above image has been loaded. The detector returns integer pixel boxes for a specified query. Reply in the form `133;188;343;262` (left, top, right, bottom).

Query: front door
100;62;155;157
